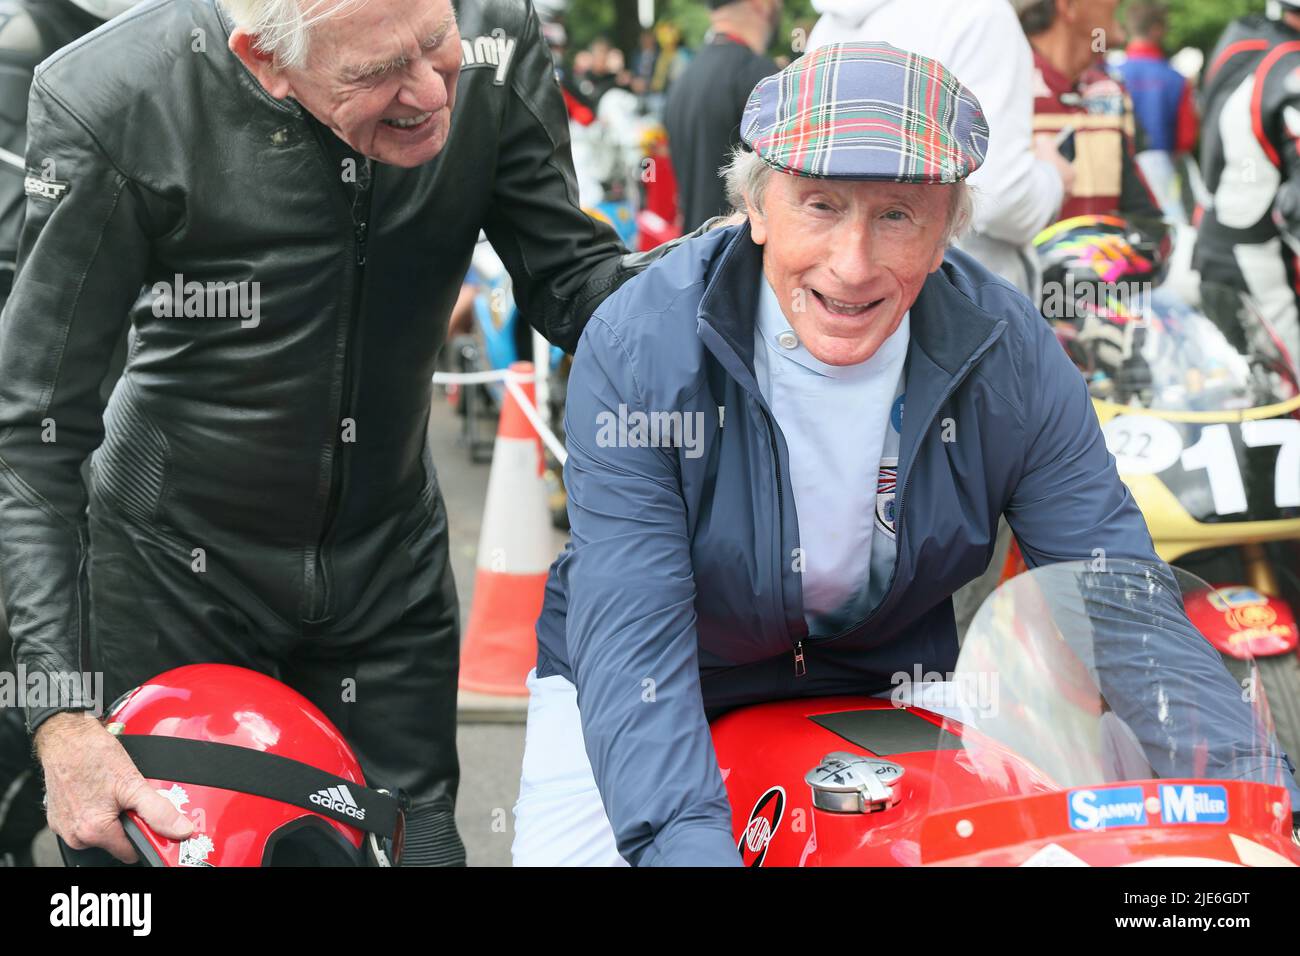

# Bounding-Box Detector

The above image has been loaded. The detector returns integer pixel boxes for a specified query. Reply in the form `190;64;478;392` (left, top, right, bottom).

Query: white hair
721;145;975;247
219;0;367;69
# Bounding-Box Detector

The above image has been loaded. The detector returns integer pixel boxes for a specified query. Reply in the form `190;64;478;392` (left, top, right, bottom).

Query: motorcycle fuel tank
711;695;1300;867
711;695;1025;867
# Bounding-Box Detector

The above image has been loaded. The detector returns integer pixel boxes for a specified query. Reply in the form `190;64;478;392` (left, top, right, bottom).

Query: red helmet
59;664;405;867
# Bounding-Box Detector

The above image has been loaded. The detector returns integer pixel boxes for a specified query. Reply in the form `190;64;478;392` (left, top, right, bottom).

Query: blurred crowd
525;2;1195;290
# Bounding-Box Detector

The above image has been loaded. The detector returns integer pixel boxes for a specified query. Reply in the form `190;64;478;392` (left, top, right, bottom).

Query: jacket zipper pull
793;641;806;677
355;221;368;267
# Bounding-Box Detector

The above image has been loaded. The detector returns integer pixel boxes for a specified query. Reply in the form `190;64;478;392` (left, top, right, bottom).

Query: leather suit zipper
313;158;372;620
353;161;371;266
302;120;371;623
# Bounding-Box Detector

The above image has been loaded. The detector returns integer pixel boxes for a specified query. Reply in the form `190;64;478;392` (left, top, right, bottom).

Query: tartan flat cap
740;42;989;184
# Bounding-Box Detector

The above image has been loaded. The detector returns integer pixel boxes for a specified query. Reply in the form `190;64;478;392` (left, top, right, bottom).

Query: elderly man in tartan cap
510;43;1220;866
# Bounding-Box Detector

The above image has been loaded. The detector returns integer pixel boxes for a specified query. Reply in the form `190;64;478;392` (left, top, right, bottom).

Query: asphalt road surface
427;390;562;867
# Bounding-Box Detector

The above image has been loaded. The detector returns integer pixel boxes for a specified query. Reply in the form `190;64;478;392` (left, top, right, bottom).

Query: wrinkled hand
35;712;193;863
1034;133;1076;199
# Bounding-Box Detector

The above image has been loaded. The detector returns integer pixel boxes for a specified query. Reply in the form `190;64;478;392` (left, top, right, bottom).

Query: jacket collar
1031;47;1078;97
911;258;1005;376
213;0;306;119
1124;39;1165;61
695;220;1009;639
697;222;764;389
697;222;1004;391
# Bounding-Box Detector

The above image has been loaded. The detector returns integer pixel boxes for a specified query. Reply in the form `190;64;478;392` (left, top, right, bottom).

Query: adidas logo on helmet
310;785;367;821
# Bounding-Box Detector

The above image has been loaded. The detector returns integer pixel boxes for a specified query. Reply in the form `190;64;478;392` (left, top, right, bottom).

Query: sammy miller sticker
1159;784;1229;825
460;29;516;85
1067;785;1148;831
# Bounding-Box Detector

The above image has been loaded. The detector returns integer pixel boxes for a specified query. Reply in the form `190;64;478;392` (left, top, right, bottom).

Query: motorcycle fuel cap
805;751;905;814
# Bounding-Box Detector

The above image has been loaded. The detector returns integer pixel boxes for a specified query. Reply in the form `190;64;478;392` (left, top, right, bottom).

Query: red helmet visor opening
262;816;366;866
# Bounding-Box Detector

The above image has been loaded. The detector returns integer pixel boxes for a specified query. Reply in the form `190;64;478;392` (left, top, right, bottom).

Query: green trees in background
1163;0;1267;53
561;0;1270;63
563;0;815;56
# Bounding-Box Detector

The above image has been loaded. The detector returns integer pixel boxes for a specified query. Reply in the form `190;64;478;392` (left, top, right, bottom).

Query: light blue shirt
753;276;908;636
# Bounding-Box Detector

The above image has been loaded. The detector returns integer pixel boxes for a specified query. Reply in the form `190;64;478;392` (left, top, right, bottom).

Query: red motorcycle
711;561;1300;866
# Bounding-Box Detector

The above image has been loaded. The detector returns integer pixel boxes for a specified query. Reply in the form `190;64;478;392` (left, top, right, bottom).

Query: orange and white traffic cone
458;362;555;707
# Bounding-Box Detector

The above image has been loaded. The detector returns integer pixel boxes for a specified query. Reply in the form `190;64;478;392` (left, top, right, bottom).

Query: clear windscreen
924;560;1289;811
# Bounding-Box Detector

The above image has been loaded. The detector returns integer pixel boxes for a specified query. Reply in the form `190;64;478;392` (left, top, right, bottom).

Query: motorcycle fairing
919;779;1295;866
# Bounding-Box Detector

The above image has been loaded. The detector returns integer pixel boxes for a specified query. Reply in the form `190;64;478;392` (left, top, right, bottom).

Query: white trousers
511;668;629;866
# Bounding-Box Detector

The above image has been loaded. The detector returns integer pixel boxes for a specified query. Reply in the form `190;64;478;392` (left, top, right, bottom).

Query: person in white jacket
809;0;1073;296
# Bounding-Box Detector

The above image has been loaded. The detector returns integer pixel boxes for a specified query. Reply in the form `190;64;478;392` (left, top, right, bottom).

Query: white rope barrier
431;368;534;386
0;146;24;173
504;374;568;467
432;367;568;467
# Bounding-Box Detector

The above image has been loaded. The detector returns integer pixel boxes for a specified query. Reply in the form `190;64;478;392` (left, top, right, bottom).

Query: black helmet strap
116;734;404;839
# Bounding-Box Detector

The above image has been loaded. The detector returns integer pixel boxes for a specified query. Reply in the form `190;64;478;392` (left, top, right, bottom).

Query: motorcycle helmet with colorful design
1033;214;1171;390
57;664;406;867
1035;214;1169;310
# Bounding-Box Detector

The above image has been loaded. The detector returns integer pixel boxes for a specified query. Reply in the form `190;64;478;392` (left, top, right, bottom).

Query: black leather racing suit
1194;14;1300;369
0;0;103;865
0;0;656;864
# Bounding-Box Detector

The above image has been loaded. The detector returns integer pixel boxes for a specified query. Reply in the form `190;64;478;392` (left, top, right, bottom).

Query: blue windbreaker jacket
534;222;1299;866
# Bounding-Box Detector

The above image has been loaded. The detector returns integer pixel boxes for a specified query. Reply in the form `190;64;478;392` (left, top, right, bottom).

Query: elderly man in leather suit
0;0;655;865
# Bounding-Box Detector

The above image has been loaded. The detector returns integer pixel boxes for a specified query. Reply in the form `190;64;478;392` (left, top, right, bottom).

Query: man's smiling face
747;173;953;366
236;0;462;167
